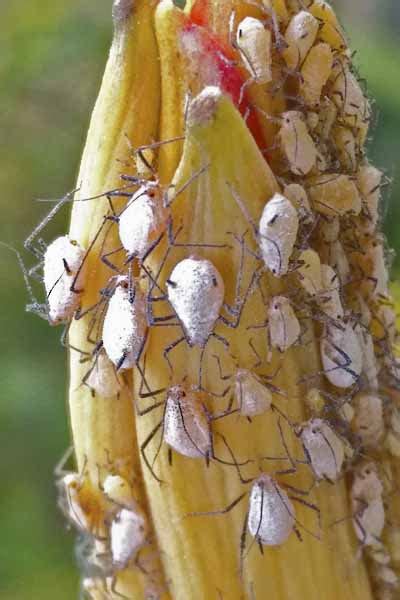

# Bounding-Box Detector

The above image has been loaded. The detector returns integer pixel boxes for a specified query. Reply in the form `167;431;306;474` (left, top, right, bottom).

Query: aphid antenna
214;431;255;485
297;341;361;387
54;445;76;480
165;162;210;208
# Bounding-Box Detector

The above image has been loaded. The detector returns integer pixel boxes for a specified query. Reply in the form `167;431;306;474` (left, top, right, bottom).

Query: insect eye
166;279;177;288
121;281;129;289
70;240;78;246
212;276;218;287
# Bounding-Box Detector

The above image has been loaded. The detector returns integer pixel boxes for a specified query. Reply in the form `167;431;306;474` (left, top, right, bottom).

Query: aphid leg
165;162;210;208
101;246;125;274
163;336;186;374
54;446;75;479
215;432;254;484
60;320;91;359
140;419;164;484
239;508;250;577
187;492;247;518
288;495;321;538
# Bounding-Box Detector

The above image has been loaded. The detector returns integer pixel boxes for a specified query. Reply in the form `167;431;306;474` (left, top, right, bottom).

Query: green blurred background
0;1;398;598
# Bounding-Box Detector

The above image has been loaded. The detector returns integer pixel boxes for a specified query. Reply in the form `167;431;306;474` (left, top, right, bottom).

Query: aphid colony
19;0;400;598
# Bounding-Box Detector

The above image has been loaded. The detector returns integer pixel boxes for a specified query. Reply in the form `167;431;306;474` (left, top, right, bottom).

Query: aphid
233;369;275;417
359;239;390;299
332;125;357;173
110;507;148;569
283;183;313;224
357;164;383;232
352;393;384;449
57;472;104;538
328;240;351;285
282;10;319;70
385;408;400;459
166;256;224;347
307;174;362;217
247;474;295;546
355;325;379;391
308;0;347;50
330;61;370;141
320;321;363;388
316;96;338;140
279;111;317;175
102;275;147;370
268;295;300;352
43;235;87;325
84;350;123;398
297;249;323;297
351;462;385;547
299;43;333;108
163;385;211;459
102;474;136;511
320;216;340;244
318;264;344;320
259;193;299;276
297;418;344;482
236;17;273;84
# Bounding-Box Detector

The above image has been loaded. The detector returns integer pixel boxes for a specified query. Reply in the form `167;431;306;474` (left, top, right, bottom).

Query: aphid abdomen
259;193;299;277
282;10;319;70
111;507;148;569
236;17;272;84
248;474;295;546
163;386;211;459
85;351;122;398
167;256;225;346
320;322;363;388
235;369;273;417
299;418;344;482
352;393;384;449
269;296;300;352
102;277;147;370
279;111;317;176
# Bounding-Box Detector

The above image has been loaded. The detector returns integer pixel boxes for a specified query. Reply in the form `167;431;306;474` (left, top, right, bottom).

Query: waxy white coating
279;111;317;176
299;418;344;481
236;17;272;83
269;296;300;352
235;369;272;417
103;475;135;510
102;277;147;370
111;508;148;568
119;186;165;260
86;351;122;398
43;235;86;324
321;322;362;388
163;386;211;459
167;257;224;346
259;193;299;277
248;474;295;546
351;463;385;546
283;10;319;70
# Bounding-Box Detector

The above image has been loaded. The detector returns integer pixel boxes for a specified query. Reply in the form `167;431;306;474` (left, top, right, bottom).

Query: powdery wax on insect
167;256;224;347
279;111;317;176
351;463;385;547
103;475;135;510
297;249;323;297
163;385;211;459
236;17;272;84
119;185;166;260
308;174;362;217
318;264;344;319
234;369;273;417
282;10;319;70
259;193;299;277
320;321;362;388
248;474;295;546
352;393;384;448
85;351;122;398
300;42;333;107
299;418;344;481
269;296;300;352
111;508;148;569
103;276;147;370
43;235;86;324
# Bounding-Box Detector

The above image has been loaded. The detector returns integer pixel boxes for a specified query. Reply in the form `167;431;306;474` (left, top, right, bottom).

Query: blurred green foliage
0;1;398;599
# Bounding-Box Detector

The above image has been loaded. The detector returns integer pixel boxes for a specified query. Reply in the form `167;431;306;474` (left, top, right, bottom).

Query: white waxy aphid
355;325;378;390
43;235;86;325
320;321;363;388
297;249;323;297
119;185;166;261
234;369;273;417
111;507;148;569
259;193;299;277
352;393;384;448
299;43;333;107
309;0;347;50
331;62;370;139
283;183;313;224
328;240;350;285
86;351;122;398
236;17;272;84
60;473;91;532
318;264;344;320
299;418;344;481
357;164;383;232
102;276;147;370
269;296;300;353
163;385;211;459
332;125;357;172
308;173;362;217
351;463;385;547
279;111;317;176
248;474;295;546
103;475;135;510
282;10;319;70
167;257;224;347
